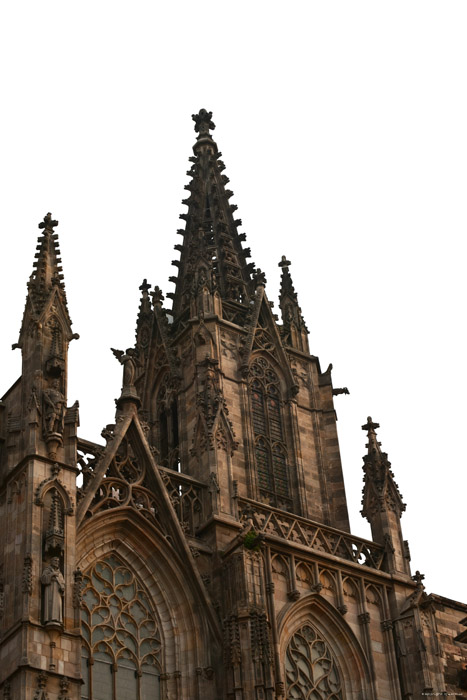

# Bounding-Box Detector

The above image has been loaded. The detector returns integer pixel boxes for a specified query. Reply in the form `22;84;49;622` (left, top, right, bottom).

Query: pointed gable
76;402;220;641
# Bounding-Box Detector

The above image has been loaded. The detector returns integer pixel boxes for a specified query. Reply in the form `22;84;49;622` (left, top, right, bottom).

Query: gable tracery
81;553;161;699
87;436;162;533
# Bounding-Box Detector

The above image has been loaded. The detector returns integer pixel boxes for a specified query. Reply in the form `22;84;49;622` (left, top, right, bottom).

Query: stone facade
1;111;466;699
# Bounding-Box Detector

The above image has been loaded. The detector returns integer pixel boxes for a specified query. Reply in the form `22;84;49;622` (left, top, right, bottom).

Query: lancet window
249;357;291;509
156;374;179;471
81;554;161;700
285;623;343;700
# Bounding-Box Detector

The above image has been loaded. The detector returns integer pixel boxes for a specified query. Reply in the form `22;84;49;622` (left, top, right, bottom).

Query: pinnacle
278;255;309;350
22;212;71;327
279;255;296;300
362;416;382;454
360;417;406;520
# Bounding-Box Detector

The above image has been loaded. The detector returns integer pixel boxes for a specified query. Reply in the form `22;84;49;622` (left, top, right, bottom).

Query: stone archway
278;594;375;700
77;510;216;699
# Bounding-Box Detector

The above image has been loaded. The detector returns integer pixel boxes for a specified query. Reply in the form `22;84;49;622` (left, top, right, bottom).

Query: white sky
1;1;466;603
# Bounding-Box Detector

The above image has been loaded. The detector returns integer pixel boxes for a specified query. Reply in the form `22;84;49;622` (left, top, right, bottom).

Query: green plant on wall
243;529;262;551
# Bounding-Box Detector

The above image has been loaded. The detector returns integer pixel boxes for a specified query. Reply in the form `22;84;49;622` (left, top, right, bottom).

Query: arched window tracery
285;623;343;700
249;357;291;510
156;374;179;471
81;553;161;699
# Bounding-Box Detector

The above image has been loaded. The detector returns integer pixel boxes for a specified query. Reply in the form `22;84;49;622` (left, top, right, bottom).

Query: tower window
157;375;180;471
249;358;291;509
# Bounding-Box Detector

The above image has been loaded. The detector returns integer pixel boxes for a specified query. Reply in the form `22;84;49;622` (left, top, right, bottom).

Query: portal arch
77;510;213;699
278;593;375;700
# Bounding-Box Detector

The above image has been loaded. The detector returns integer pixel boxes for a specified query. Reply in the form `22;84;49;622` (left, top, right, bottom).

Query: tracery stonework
80;554;161;699
285;624;343;700
249;357;292;510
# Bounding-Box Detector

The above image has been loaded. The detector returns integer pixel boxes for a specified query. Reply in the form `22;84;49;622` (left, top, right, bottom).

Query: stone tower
0;213;81;698
1;112;466;699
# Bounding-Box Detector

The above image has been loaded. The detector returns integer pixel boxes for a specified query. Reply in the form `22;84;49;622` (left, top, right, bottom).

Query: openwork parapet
238;498;385;571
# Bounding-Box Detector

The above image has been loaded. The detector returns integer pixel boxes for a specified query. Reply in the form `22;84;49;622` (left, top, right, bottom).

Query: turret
278;256;309;353
4;213;79;468
0;214;81;699
361;417;410;575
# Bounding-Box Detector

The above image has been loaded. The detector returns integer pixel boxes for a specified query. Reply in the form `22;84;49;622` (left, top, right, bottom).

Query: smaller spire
362;416;382;454
25;212;70;323
278;256;308;352
134;279;154;375
361;417;406;520
361;418;409;575
138;279;152;315
151;285;165;307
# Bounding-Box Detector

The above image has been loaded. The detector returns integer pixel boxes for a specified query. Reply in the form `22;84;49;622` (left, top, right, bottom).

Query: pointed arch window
249;357;291;509
81;554;161;699
285;623;343;700
157;374;180;471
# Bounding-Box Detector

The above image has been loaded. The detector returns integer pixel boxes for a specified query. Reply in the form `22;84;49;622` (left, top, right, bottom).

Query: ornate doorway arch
279;594;375;700
285;621;343;699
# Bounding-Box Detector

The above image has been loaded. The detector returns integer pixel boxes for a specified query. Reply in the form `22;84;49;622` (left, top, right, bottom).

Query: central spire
168;110;256;326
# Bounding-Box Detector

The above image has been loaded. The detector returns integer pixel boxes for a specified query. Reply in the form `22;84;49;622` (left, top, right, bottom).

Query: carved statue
111;347;137;388
43;379;66;435
41;557;65;625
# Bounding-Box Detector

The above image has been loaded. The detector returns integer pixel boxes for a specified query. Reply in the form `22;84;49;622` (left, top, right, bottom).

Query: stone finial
151;286;165;306
192;108;215;137
362;416;380;433
38;212;58;231
139;278;151;293
362;416;382;452
412;570;425;587
253;268;267;288
278;255;291;270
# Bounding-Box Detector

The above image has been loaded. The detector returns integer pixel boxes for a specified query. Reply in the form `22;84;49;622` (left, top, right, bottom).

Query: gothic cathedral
1;110;466;700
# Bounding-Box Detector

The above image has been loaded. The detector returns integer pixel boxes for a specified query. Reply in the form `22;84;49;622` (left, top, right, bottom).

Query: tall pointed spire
361;417;409;575
13;213;78;462
169;110;255;327
361;417;405;519
22;213;71;332
278;256;309;352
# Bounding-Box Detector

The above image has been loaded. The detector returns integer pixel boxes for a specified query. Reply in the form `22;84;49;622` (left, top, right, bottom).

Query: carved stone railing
237;498;385;571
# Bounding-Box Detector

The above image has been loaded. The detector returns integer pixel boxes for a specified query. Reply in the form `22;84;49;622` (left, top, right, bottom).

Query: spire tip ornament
39;213;58;231
192;109;215;137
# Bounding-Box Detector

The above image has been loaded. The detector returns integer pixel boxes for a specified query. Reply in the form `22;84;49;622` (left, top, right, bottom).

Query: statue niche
41;556;65;627
41;488;66;626
42;378;66;458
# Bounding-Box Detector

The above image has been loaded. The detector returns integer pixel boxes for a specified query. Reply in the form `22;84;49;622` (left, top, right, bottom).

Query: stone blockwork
1;114;466;699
